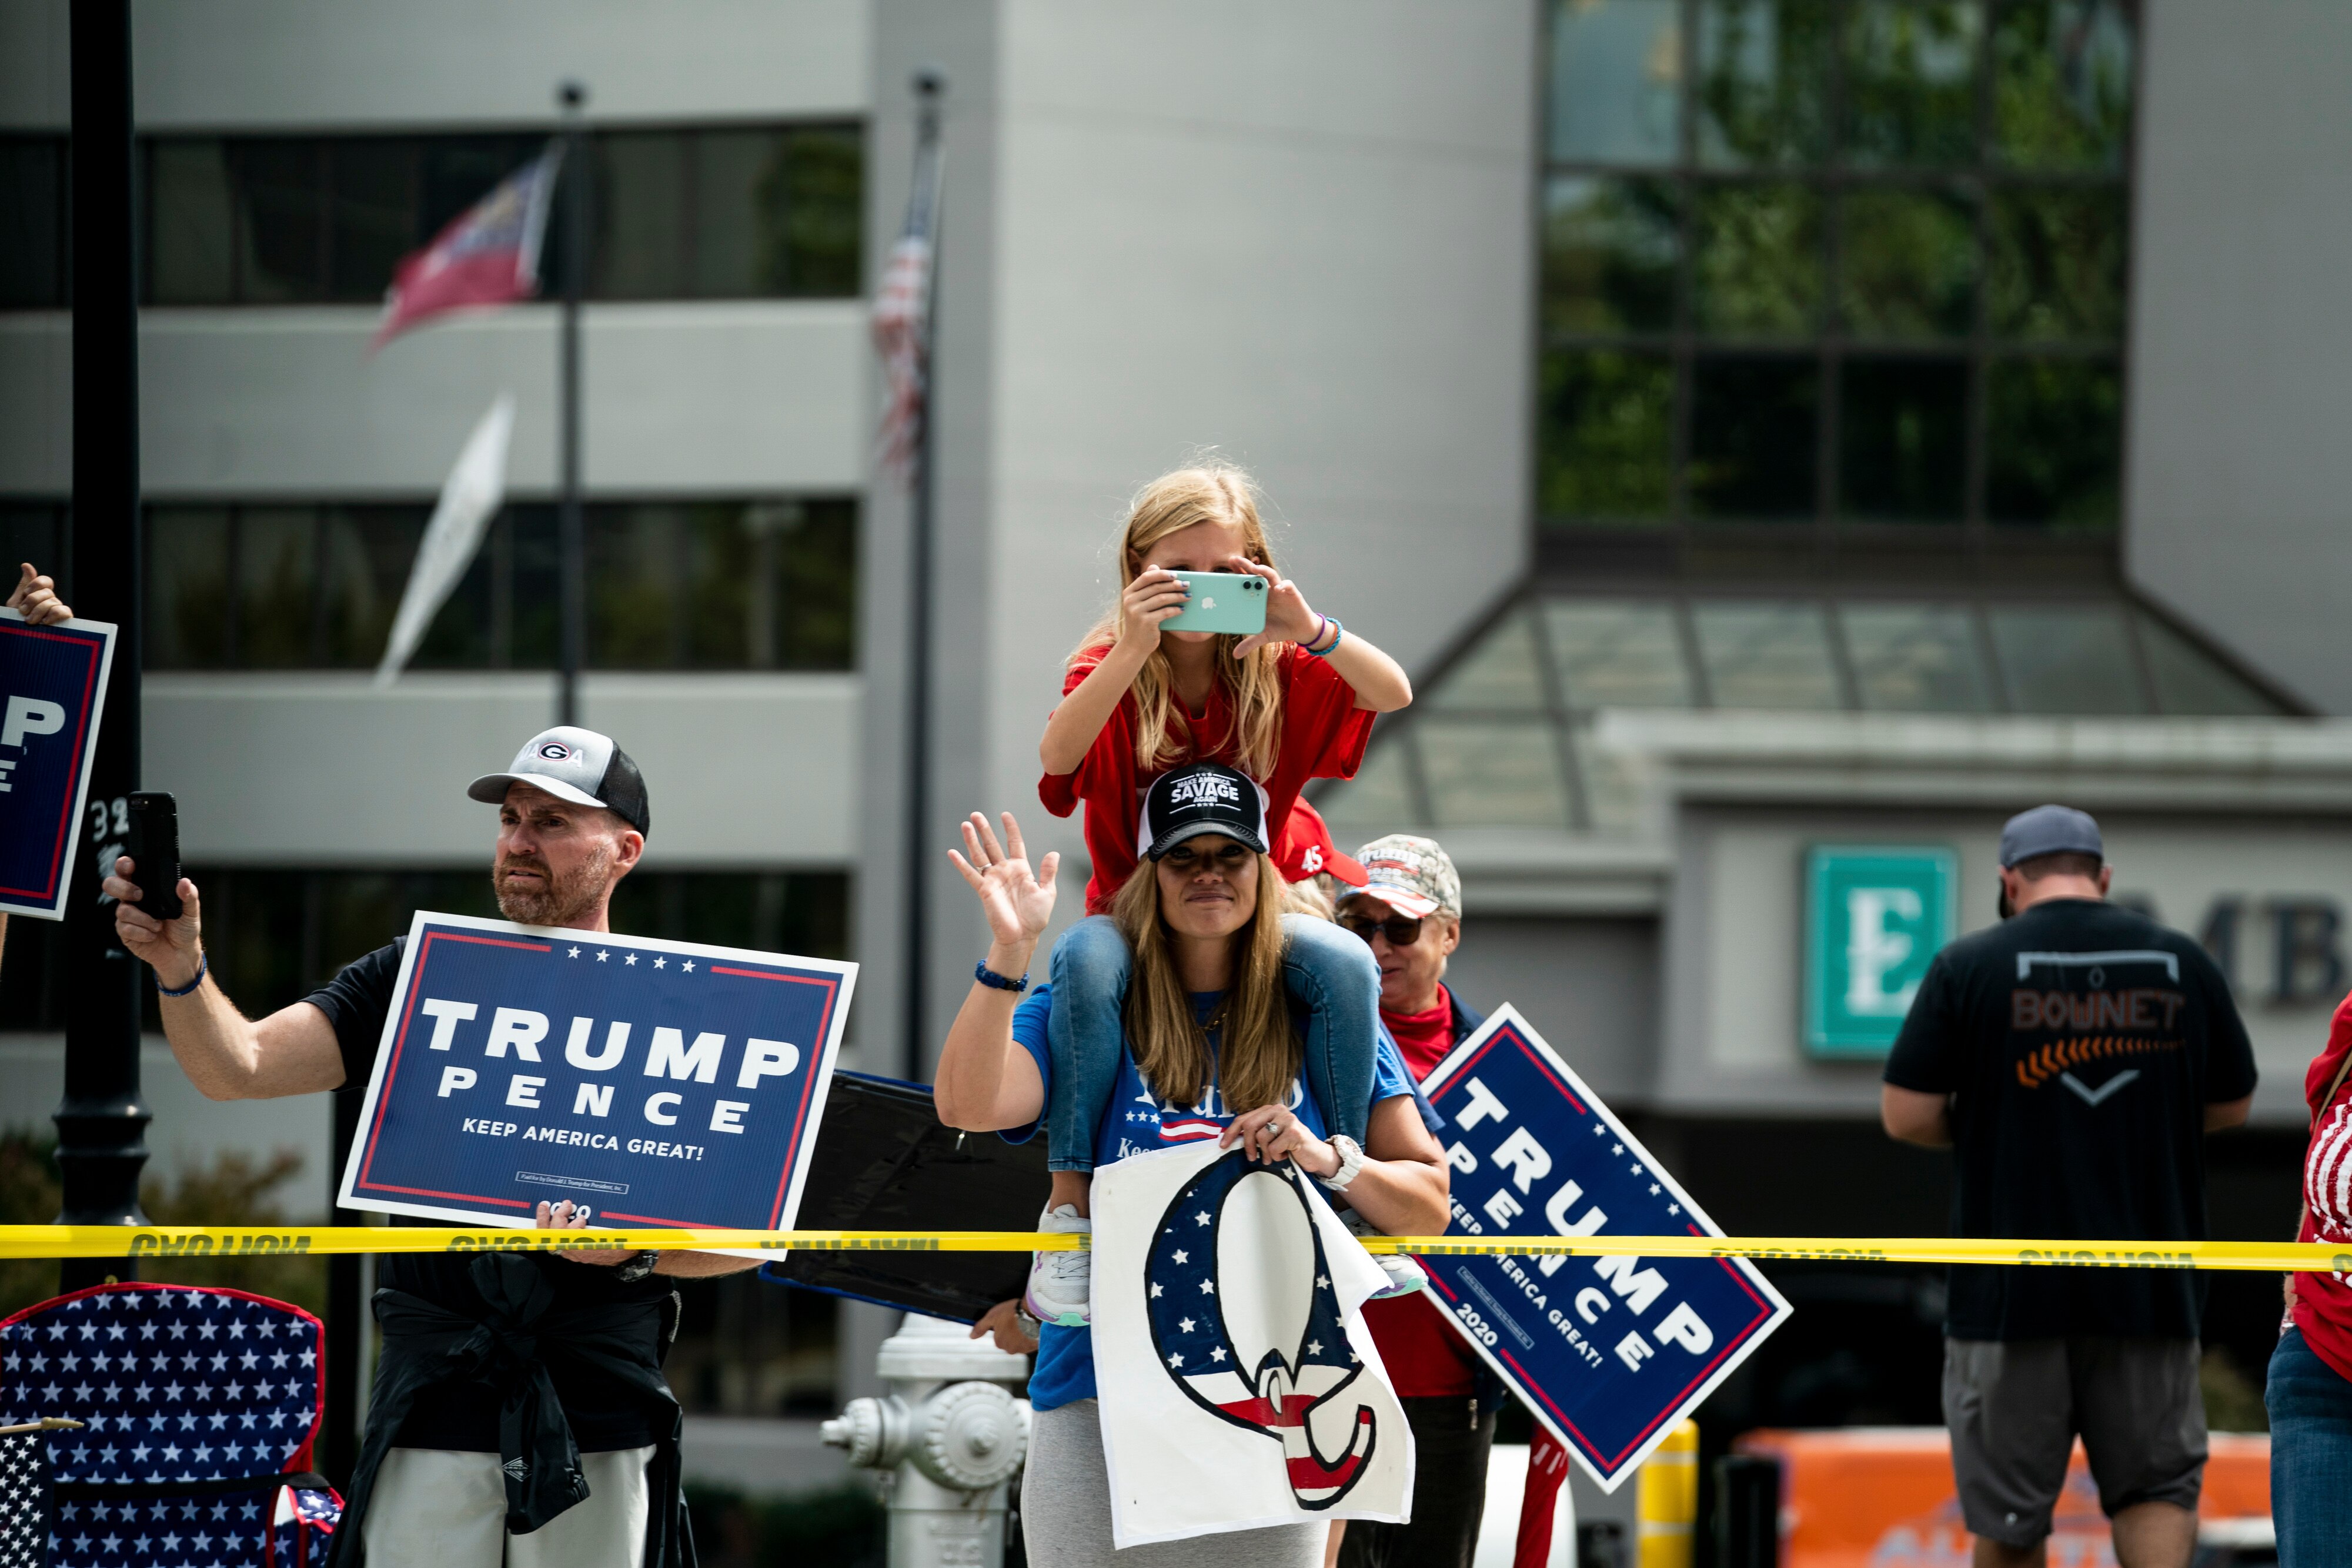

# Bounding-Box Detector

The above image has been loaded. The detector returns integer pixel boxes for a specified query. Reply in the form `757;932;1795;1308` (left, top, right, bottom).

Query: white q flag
1091;1141;1415;1548
374;392;515;687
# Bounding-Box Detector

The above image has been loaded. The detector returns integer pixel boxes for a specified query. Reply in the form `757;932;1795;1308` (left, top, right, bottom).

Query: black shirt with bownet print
1883;897;2257;1341
308;938;674;1452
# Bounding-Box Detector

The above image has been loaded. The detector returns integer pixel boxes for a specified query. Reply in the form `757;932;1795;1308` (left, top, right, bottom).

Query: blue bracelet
1304;616;1344;658
974;960;1030;993
156;951;208;998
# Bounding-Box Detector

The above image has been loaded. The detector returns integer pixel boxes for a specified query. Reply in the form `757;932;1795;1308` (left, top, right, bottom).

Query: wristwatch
612;1250;661;1282
1315;1134;1367;1192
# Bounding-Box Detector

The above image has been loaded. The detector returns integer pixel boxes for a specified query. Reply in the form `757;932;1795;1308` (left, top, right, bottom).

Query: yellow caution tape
1;1226;2343;1272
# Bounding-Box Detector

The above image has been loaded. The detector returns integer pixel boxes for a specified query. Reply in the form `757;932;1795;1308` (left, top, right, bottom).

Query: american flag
1144;1152;1379;1509
0;1430;50;1568
0;1284;342;1568
873;94;944;485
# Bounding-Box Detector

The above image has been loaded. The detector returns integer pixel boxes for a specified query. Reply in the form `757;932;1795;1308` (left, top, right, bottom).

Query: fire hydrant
821;1314;1031;1567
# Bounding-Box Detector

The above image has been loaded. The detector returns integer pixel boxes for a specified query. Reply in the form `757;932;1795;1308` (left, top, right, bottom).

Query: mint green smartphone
1160;571;1268;635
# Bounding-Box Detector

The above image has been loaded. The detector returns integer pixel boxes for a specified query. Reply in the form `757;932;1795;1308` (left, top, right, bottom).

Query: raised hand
537;1199;636;1266
947;811;1059;951
5;564;72;626
1114;565;1191;656
105;856;205;993
1224;555;1318;656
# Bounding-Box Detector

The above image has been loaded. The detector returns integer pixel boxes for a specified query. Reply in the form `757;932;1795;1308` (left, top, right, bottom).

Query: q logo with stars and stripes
1144;1151;1379;1510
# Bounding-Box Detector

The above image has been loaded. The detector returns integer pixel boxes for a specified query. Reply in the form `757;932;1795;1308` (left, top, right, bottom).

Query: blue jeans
2269;1326;2352;1566
1044;913;1381;1173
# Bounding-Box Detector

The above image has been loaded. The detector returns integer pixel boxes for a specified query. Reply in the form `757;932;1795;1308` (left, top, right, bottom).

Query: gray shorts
1942;1336;2206;1547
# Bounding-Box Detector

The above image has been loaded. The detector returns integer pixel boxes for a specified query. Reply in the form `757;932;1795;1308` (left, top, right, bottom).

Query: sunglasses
1339;912;1424;947
1160;842;1254;873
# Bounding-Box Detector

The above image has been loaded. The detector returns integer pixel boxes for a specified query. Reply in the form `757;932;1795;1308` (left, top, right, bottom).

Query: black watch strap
613;1249;661;1282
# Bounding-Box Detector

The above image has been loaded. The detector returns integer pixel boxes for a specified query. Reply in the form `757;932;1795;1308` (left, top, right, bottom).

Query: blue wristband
156;951;208;998
974;960;1029;993
1304;616;1344;658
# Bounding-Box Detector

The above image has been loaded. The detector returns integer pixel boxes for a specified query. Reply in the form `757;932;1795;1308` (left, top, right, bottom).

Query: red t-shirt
1038;643;1375;914
2294;992;2352;1381
1364;984;1483;1398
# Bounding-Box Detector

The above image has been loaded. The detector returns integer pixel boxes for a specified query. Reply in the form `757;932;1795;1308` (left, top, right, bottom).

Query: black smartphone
125;791;183;921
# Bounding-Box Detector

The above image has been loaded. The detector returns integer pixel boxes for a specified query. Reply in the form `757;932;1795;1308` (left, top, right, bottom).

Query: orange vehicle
1731;1427;2269;1568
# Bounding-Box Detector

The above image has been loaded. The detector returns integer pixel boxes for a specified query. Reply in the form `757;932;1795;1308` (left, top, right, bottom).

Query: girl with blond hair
1020;462;1414;1326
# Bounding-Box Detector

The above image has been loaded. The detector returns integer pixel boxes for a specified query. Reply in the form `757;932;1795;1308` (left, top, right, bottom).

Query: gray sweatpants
1021;1399;1324;1568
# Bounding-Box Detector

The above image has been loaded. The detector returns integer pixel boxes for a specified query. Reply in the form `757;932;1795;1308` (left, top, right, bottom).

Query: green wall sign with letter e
1803;845;1956;1058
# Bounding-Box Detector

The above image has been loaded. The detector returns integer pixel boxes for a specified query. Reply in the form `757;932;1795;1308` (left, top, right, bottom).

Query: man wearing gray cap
105;726;754;1568
1882;805;2257;1568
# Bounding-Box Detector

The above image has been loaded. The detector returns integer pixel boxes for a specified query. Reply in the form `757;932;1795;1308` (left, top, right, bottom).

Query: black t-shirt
309;938;675;1452
1883;898;2258;1340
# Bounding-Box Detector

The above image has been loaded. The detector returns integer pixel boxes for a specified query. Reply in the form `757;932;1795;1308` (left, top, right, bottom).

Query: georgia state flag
1092;1141;1414;1548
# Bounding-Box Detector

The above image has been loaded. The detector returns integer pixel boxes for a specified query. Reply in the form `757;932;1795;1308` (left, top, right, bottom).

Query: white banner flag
374;392;515;687
1093;1141;1415;1549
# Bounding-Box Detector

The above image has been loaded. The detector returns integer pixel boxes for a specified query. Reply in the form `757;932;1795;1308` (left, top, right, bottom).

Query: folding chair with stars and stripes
0;1282;345;1568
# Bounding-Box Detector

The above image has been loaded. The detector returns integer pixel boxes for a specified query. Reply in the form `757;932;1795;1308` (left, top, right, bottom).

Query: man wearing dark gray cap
1882;805;2256;1568
104;725;752;1568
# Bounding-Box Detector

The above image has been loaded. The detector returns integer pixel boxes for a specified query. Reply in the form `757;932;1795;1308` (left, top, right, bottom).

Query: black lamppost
56;0;153;1289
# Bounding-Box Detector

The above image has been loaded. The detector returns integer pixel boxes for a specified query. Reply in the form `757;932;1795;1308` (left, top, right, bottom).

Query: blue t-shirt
1004;982;1418;1409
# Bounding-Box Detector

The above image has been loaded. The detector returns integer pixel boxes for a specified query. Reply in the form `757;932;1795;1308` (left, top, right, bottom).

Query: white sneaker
1025;1205;1093;1327
1343;1210;1429;1299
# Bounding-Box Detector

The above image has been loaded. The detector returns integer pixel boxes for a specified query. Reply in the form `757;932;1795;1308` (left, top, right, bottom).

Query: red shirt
1039;643;1375;913
2295;992;2352;1382
1364;984;1484;1398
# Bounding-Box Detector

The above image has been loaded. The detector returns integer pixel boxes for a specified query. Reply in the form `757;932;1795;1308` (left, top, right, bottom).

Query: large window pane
1429;609;1546;712
148;140;235;305
1551;0;1682;165
0;138;64;309
147;509;233;670
1539;349;1674;523
598;133;689;299
1693;600;1842;707
1690;355;1818;519
1985;357;2120;530
690;130;778;298
1420;719;1571;828
590;504;687;667
1993;0;2133;171
507;507;563;667
327;139;419;303
1691;182;1822;335
1317;738;1423;837
767;126;863;298
0;506;66;598
1545;599;1695;708
231;142;326;303
1842;2;1983;167
320;505;427;668
1840;603;1993;711
769;499;858;670
1544;175;1678;335
1988;604;2144;713
1840;357;1966;521
1839;187;1976;340
236;508;319;667
1696;0;1833;167
1987;187;2126;341
2136;614;2284;717
681;503;759;668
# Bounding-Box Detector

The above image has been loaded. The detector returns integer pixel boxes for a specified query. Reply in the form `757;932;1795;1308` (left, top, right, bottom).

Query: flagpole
556;81;589;727
900;71;945;1081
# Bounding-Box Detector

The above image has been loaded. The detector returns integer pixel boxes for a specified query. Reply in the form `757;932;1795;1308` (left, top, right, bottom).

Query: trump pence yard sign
1418;1006;1791;1491
0;607;117;921
338;911;854;1233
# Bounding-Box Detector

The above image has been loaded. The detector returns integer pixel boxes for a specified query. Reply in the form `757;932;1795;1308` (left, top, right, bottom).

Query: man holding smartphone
106;725;750;1568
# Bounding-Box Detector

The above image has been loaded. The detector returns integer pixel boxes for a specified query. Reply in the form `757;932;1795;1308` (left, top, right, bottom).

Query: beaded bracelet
973;959;1030;993
157;951;208;998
